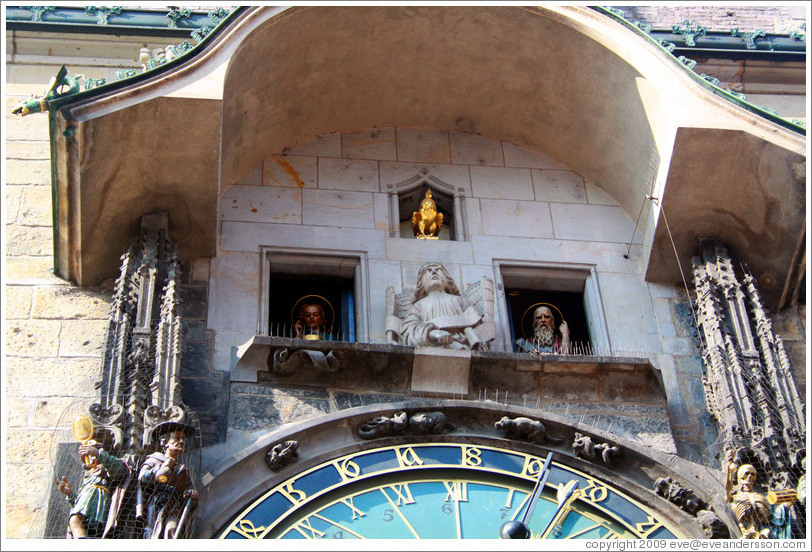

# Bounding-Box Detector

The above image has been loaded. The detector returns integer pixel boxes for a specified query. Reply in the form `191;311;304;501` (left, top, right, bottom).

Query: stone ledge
233;336;665;405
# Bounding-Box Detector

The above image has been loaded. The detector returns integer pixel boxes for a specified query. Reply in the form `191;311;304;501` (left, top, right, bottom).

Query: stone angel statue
386;262;495;350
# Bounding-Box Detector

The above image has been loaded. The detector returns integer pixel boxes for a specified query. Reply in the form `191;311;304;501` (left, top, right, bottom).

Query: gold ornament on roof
411;189;444;239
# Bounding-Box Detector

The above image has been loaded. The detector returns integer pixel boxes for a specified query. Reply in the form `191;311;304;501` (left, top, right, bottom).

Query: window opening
268;274;355;342
260;249;367;343
497;264;610;356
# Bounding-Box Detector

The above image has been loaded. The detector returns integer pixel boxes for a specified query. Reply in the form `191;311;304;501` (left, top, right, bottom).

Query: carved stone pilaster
692;239;805;538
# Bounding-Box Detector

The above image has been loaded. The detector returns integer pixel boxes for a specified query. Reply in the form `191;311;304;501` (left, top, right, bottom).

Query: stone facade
610;5;808;34
5;87;111;537
4;5;807;539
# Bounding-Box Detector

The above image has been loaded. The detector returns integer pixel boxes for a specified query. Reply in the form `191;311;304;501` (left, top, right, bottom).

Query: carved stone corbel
268;348;342;376
494;416;563;445
356;410;454;439
572;432;621;469
266;440;299;472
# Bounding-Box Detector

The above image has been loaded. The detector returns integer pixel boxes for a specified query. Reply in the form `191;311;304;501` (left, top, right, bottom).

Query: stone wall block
5;429;56;464
470;166;534;200
5;357;99;398
397;128;451;164
220;185;302;224
4;462;54;500
5;497;48;539
584;181;619;206
6;140;51;160
6;225;53;256
5;286;34;319
31;287;111;320
58;319;106;357
284;131;342;157
449;131;502;166
19;185;53;226
317;157;380;192
541;375;599;401
4;256;64;285
532;170;587;204
302;189;376;229
342;127;397;160
550;203;639;244
600;370;664;404
263;154;317;189
502;142;567;170
4;159;51;186
6;320;61;357
479;199;554;238
6;185;24;223
5;112;49;142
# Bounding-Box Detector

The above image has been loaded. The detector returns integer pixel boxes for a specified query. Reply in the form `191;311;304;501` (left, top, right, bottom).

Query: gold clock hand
539;480;580;539
500;452;554;539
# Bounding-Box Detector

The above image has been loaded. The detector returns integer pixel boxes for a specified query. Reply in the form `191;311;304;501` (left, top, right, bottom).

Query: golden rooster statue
411;189;444;239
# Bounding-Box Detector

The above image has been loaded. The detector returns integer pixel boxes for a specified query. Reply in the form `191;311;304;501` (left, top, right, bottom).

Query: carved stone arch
385;167;468;241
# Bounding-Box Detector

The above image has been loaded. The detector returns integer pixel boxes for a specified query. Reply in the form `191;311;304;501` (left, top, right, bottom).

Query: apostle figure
294;303;327;340
137;422;198;539
516;304;570;355
399;263;484;350
56;439;130;538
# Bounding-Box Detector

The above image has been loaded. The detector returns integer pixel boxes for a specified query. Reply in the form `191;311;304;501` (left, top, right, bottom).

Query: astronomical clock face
219;443;685;539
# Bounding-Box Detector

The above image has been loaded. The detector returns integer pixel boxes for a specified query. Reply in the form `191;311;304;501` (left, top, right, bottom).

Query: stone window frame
493;260;611;355
258;246;370;342
386;167;469;241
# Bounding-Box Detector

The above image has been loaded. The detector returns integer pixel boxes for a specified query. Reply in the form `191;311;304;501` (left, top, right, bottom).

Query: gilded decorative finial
411;189;444;239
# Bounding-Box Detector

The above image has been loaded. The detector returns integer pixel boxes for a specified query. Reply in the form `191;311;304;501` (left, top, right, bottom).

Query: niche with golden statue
386;168;467;241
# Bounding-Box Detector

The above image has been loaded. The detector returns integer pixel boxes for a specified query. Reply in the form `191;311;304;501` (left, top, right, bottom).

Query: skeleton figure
725;450;770;539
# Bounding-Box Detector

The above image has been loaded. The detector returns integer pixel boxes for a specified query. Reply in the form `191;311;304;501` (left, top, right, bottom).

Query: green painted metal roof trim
45;6;246;280
592;6;806;136
45;7;245;112
6;5;216;34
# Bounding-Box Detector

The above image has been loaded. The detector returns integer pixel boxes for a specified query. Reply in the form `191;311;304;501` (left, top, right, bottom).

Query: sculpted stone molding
53;212;197;539
494;416;563;445
356;410;454;440
386;262;495;350
654;476;703;515
266;441;300;472
693;240;805;538
571;432;621;469
268;348;342;376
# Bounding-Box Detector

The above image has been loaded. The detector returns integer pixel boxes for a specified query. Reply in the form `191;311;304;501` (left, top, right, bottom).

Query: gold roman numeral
443;480;468;502
340;497;366;520
294;517;325;539
384;483;416;505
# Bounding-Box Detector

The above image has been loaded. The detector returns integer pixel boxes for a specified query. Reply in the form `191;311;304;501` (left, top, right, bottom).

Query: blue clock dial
219;443;684;539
